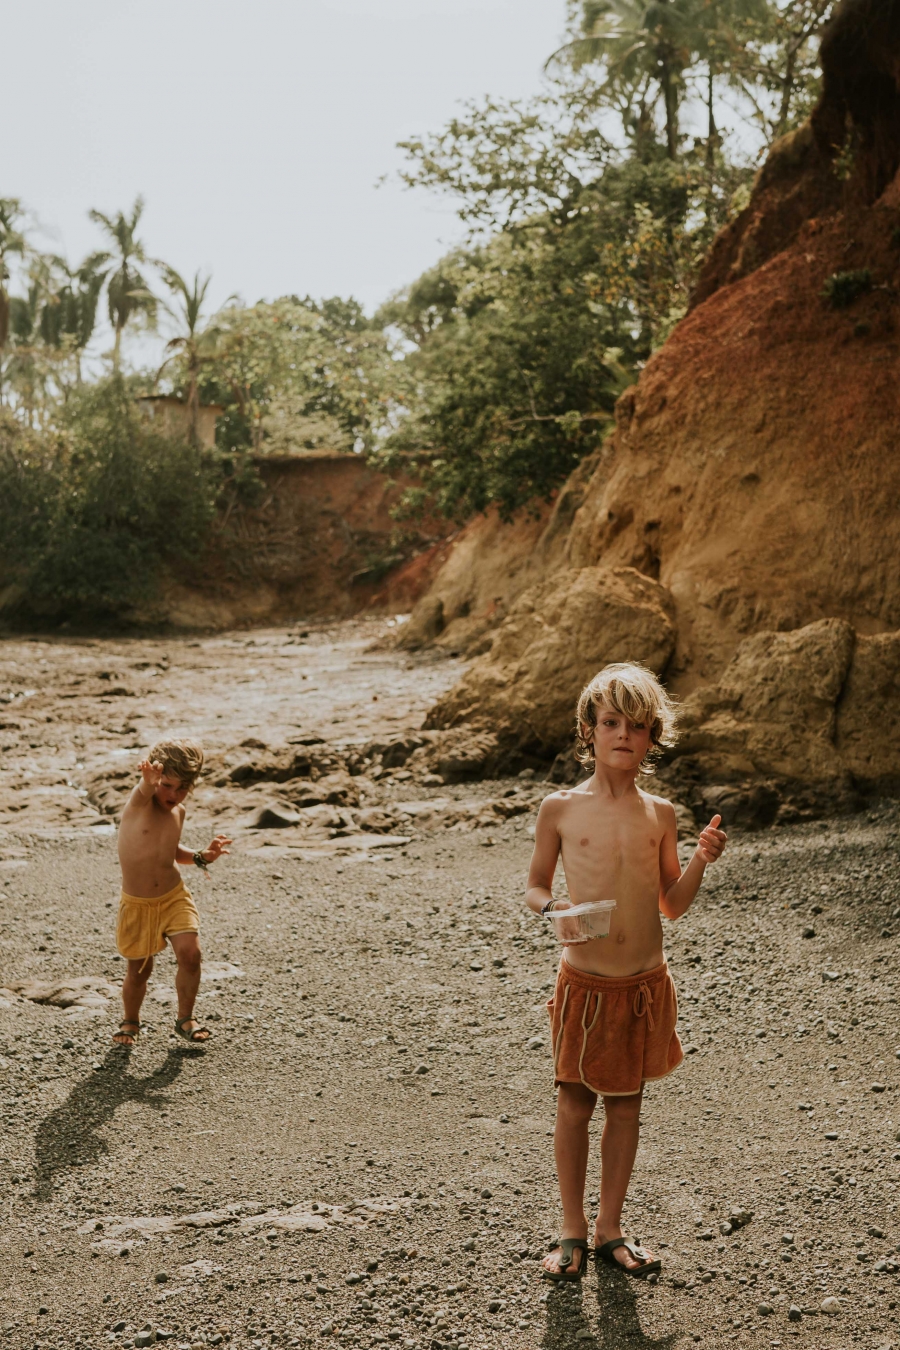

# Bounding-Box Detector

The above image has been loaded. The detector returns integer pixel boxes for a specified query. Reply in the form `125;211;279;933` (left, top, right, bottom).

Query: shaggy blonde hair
574;663;677;776
148;738;205;788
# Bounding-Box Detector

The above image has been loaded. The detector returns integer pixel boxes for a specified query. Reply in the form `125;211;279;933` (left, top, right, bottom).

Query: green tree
88;195;157;370
0;375;217;616
39;251;110;382
156;267;226;446
0;198;27;405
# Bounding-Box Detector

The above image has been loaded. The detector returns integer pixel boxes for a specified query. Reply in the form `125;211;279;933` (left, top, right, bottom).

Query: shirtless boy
526;663;726;1281
113;739;231;1047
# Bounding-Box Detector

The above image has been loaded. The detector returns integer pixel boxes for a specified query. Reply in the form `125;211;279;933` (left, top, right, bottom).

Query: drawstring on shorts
633;980;655;1030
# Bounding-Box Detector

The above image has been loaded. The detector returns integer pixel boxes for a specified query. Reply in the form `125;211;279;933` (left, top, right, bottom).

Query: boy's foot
113;1020;141;1047
174;1017;211;1043
542;1228;590;1280
594;1226;660;1276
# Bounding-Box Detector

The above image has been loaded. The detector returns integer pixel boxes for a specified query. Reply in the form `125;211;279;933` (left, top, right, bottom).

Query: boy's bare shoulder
638;785;678;822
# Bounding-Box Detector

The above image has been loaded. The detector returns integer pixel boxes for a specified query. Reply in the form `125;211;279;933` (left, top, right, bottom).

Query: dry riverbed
1;620;899;1350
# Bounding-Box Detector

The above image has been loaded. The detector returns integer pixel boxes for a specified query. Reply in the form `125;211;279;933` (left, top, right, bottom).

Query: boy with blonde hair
526;662;726;1280
113;739;231;1047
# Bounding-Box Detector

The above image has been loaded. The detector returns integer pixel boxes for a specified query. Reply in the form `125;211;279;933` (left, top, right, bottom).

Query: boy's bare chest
559;799;658;871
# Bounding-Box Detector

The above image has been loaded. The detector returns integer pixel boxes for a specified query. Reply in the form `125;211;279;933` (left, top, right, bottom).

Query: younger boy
525;663;726;1280
113;739;231;1047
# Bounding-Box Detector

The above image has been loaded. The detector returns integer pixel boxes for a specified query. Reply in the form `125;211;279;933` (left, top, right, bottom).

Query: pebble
154;1272;169;1284
788;1305;802;1322
758;1303;773;1316
825;1131;839;1140
821;1296;841;1314
801;927;815;938
487;1300;502;1313
781;1233;794;1245
872;1083;886;1093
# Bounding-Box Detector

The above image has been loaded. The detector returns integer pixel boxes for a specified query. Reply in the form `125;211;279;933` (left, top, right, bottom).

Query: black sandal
542;1236;590;1282
174;1016;211;1043
596;1237;661;1278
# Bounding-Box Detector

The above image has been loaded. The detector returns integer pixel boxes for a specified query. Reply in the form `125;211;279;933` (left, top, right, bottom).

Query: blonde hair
574;663;677;776
148;738;204;788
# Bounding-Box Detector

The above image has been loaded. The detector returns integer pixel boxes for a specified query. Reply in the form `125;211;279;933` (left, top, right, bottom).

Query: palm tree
548;0;698;159
156;266;228;446
0;198;27;405
88;195;157;370
39;251;110;382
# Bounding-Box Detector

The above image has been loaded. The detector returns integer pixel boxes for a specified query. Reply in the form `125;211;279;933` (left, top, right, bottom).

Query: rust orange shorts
547;958;683;1097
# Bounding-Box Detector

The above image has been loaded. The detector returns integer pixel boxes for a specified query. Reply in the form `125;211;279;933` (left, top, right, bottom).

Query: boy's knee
604;1092;643;1121
126;960;152;983
557;1083;596;1125
177;943;202;973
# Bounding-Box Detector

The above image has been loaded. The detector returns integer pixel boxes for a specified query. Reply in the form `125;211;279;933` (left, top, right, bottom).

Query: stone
788;1305;802;1322
729;1207;753;1229
677;619;856;784
154;1271;169;1283
824;1131;839;1140
820;1296;841;1314
246;803;301;829
487;1300;502;1313
134;1335;157;1348
872;1083;886;1093
802;927;816;938
758;1303;774;1316
868;1226;885;1239
719;1222;733;1236
782;1233;794;1245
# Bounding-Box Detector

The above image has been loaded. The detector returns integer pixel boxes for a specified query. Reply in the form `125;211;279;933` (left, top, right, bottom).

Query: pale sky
4;0;568;363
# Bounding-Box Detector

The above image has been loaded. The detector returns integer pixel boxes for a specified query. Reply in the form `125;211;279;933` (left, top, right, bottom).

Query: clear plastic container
545;899;617;944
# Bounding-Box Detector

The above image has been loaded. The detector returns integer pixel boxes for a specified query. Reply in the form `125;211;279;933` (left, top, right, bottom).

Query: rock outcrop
427;566;676;756
413;0;900;806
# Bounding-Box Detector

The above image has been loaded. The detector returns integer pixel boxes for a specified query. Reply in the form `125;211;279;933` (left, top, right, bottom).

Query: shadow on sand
33;1044;193;1200
541;1261;682;1349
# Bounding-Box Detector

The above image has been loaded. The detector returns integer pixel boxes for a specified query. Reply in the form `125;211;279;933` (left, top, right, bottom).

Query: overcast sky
4;0;567;363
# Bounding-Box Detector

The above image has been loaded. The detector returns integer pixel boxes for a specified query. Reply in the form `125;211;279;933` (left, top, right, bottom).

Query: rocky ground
0;620;899;1350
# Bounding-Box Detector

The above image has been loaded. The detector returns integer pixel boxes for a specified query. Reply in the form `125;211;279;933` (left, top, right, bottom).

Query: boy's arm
525;798;564;914
175;834;232;869
121;760;163;817
659;809;726;920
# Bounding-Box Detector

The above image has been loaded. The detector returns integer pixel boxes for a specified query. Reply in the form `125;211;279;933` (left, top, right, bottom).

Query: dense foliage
0;379;217;616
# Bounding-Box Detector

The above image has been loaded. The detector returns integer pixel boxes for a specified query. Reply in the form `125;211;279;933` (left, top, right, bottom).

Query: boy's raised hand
696;814;727;864
202;835;232;864
138;759;164;793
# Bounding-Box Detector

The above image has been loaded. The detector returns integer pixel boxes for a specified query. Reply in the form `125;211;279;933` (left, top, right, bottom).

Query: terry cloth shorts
547;958;683;1097
116;879;199;966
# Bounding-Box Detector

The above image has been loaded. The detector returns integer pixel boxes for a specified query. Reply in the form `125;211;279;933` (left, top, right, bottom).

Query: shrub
820;269;873;308
0;377;218;618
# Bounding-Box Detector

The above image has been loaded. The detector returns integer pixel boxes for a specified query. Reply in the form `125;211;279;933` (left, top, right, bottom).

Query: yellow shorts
116;879;199;964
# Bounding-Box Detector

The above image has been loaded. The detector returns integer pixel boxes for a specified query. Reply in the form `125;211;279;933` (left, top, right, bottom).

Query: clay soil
1;620;899;1350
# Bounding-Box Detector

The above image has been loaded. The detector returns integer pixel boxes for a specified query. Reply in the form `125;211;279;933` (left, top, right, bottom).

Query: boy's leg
168;931;210;1041
594;1087;654;1269
113;957;154;1044
542;1081;596;1276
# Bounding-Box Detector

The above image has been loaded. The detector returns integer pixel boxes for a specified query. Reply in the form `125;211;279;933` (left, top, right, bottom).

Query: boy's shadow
541;1263;680;1349
33;1045;188;1201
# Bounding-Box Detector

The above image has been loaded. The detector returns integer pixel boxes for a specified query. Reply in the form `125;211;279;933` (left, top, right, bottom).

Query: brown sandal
113;1020;141;1047
175;1016;211;1043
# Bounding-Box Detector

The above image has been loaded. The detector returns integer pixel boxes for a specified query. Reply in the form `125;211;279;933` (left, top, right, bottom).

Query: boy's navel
580;837;589;846
616;931;626;945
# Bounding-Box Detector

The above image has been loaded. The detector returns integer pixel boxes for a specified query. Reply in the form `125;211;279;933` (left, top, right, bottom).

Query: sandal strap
552;1237;589;1270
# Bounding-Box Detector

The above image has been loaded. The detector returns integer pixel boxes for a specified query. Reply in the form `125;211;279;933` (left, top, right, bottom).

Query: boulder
836;630;900;788
426;566;676;757
676;619;855;782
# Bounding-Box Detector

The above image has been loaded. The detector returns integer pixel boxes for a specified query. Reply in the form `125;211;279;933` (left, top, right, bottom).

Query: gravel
0;622;899;1347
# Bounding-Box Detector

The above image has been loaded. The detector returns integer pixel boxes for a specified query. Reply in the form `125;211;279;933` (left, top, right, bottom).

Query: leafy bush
821;269;873;309
0;377;218;617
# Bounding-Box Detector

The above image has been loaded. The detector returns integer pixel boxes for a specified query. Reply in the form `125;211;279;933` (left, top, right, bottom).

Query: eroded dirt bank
1;622;899;1350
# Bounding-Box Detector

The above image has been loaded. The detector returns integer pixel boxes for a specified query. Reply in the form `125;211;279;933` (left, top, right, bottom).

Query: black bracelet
540;898;557;916
193;851;209;871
